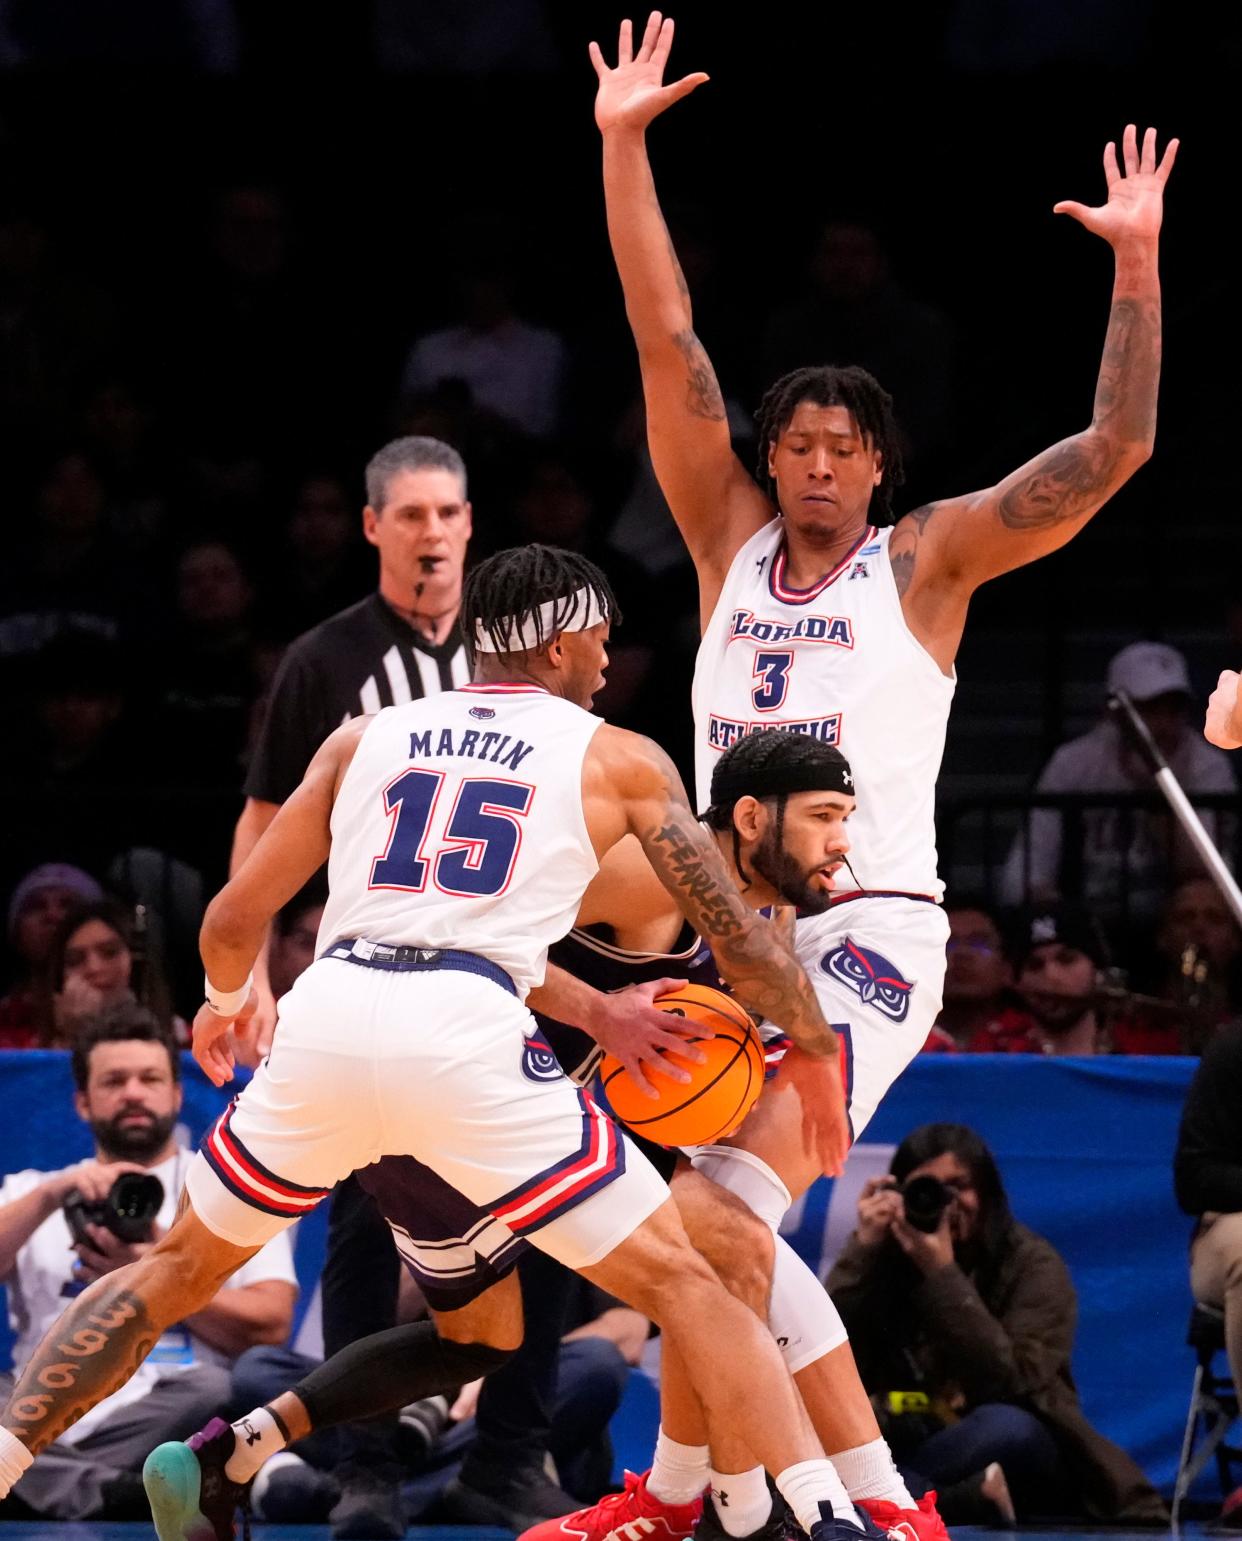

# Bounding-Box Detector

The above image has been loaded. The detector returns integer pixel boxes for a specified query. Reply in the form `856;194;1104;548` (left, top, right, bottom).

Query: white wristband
203;973;253;1017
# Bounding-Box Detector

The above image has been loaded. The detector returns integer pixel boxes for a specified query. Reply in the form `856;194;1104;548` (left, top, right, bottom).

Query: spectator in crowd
25;898;181;1048
1174;1019;1242;1525
0;863;102;1046
0;1005;296;1521
0;447;140;664
509;448;656;728
1122;878;1242;1052
80;376;175;562
827;1122;1167;1526
979;906;1179;1055
267;890;326;1001
759;219;958;475
264;472;371;641
156;539;261;789
925;898;1039;1052
399;259;567;440
1002;642;1237;924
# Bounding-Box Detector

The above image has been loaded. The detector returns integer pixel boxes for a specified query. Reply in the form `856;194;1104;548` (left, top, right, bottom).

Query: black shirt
1174;1019;1242;1217
245;594;468;805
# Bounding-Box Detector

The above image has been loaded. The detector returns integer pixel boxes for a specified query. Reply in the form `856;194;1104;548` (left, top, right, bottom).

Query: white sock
225;1407;289;1484
648;1427;710;1505
776;1458;860;1533
710;1465;772;1536
0;1428;34;1498
830;1438;915;1508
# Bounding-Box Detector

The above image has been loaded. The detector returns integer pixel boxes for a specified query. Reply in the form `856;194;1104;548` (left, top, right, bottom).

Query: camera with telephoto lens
63;1172;164;1248
900;1174;955;1233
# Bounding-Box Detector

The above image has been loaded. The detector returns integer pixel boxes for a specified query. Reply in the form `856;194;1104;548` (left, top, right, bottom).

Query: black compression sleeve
293;1322;513;1431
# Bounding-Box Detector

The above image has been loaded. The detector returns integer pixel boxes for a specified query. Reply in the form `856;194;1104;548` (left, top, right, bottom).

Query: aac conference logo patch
821;937;914;1023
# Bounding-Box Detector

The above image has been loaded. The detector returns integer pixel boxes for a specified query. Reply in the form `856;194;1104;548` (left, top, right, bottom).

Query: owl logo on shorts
521;1037;564;1084
821;938;914;1023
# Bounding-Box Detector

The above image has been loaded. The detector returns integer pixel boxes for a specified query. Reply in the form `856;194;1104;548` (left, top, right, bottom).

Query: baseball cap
1019;905;1109;969
6;863;104;941
1106;641;1191;703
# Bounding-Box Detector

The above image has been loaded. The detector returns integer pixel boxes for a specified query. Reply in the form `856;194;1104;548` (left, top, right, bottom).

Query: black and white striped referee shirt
245;594;469;806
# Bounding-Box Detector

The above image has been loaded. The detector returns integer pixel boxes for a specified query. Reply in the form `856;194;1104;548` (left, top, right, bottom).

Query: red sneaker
856;1491;951;1541
517;1470;703;1541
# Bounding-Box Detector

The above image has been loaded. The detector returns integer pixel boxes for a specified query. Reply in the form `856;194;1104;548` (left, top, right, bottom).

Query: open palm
1055;124;1178;245
590;12;708;135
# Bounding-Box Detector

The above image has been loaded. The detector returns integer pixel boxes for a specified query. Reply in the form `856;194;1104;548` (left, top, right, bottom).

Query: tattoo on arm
997;291;1159;534
636;768;835;1056
4;1280;157;1450
996;434;1122;530
671;330;727;421
887;502;940;598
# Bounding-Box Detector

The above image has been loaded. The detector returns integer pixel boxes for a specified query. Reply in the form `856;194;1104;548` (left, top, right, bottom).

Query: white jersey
318;683;603;995
693;519;955;898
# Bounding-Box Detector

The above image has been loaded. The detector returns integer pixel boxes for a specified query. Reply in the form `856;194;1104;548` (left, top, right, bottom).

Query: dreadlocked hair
462;543;620;664
702;728;851;889
753;364;905;526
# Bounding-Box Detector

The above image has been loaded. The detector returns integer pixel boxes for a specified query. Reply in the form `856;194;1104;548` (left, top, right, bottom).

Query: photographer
827;1123;1166;1526
0;1003;297;1521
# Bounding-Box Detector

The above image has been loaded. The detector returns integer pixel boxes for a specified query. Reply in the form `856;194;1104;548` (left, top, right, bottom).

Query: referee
231;435;579;1539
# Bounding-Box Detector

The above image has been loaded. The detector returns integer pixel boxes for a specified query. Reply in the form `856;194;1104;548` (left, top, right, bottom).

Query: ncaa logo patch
521;1037;564;1084
821;937;914;1023
470;706;496;720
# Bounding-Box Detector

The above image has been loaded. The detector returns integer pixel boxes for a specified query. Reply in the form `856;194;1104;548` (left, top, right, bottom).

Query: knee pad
690;1146;791;1232
769;1235;848;1372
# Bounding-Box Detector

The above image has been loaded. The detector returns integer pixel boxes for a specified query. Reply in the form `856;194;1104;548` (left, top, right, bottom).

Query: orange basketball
600;982;765;1147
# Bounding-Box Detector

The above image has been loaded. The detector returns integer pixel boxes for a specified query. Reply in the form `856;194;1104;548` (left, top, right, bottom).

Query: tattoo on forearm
1094;295;1160;445
642;802;834;1057
671;330;727;421
3;1281;157;1450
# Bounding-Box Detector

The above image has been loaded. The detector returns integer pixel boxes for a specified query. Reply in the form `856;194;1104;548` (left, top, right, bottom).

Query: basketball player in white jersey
559;16;1176;1541
0;547;892;1541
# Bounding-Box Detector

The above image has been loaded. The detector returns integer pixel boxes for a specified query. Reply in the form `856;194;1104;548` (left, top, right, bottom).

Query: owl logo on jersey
821;938;914;1022
522;1036;565;1084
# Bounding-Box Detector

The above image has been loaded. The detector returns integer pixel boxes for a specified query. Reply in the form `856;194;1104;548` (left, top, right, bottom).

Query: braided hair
753;364;905;526
702;729;854;887
462;543;620;664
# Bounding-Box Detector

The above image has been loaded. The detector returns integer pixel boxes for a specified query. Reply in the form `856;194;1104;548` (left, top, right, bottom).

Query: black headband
708;744;855;814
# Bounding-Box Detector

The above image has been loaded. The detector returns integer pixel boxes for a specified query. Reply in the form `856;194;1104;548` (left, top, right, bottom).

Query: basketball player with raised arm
0;547;895;1541
542;16;1177;1541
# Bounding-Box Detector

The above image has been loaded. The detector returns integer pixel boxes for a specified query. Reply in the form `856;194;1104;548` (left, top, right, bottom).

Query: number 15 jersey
317;683;603;996
692;520;955;898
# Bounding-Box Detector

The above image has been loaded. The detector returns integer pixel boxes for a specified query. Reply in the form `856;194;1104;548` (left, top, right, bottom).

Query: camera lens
901;1175;953;1234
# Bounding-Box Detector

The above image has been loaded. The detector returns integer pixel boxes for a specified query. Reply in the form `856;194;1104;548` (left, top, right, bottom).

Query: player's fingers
649;1026;704;1064
588;39;605;77
662;72;709;106
645;976;689;998
1157;136;1179;182
1052;200;1091;224
618;17;633;65
1122;122;1138;176
1140;125;1157;175
1103;139;1120;188
637;10;662;63
625;1057;665;1099
651;14;674;68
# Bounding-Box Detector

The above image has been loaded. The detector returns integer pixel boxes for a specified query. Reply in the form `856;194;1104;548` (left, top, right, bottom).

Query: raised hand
589;12;708;136
1205;669;1242;750
1054;124;1178;247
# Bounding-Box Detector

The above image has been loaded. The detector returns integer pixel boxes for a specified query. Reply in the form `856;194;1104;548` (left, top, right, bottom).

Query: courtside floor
0;1526;1205;1541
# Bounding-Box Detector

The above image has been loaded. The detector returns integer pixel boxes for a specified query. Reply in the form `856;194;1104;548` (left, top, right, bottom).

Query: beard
750;832;835;915
91;1108;178;1162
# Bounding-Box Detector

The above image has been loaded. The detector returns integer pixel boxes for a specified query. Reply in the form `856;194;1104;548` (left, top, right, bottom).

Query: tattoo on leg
3;1281;157;1451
